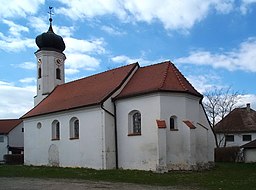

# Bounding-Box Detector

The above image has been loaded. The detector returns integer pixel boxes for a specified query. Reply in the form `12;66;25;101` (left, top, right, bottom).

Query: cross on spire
47;6;54;32
48;6;54;23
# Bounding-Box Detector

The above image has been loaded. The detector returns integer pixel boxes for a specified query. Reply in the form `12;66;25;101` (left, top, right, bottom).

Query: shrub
215;146;241;162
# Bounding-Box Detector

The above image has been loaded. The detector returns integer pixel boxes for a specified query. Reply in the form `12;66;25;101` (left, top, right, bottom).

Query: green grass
1;163;256;189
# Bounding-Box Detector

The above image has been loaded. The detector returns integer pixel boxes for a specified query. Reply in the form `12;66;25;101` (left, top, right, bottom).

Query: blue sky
0;0;256;118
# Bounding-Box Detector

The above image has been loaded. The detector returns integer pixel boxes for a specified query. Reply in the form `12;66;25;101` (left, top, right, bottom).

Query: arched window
38;67;42;79
56;68;61;80
52;120;60;140
170;115;177;130
70;117;79;139
128;110;141;135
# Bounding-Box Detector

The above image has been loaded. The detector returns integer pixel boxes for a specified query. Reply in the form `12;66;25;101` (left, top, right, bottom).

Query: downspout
113;101;118;169
100;103;118;169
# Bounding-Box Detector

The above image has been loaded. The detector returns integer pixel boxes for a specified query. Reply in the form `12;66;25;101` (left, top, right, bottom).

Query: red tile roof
22;63;138;118
214;107;256;133
0;119;23;134
183;120;196;129
116;61;202;99
22;61;202;119
156;120;167;128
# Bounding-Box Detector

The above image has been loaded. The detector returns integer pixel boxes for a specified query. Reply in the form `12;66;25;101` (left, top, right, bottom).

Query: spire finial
48;6;54;32
48;6;54;23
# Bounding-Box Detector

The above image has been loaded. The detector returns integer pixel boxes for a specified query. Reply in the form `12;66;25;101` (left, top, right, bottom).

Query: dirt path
0;177;199;190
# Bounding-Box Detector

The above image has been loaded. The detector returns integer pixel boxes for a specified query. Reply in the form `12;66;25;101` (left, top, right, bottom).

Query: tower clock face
38;59;42;65
56;58;63;66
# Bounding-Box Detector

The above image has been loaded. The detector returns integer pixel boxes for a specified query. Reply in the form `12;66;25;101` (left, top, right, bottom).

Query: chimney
246;103;250;112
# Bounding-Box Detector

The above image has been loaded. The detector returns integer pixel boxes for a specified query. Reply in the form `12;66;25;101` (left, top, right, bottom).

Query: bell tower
34;7;66;106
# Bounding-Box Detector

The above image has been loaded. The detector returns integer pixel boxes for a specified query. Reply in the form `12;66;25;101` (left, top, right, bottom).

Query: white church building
21;18;214;172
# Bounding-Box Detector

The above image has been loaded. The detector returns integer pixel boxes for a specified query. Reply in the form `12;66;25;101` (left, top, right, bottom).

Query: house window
0;135;4;142
22;128;24;132
128;110;141;136
56;68;61;80
52;120;60;140
170;115;177;130
70;117;79;139
38;67;42;79
225;135;234;142
243;135;252;141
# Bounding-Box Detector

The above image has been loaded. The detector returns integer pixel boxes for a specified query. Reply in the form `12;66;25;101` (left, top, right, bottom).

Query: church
21;17;214;172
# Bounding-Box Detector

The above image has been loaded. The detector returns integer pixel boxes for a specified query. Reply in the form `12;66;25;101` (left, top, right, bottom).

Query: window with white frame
52;120;60;140
70;117;79;139
128;110;141;135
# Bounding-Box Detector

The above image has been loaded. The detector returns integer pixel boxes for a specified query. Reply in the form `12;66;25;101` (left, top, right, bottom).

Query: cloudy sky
0;0;256;119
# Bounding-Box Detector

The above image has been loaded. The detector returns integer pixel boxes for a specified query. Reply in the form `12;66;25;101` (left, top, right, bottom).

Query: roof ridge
62;62;139;87
170;63;188;91
160;62;170;89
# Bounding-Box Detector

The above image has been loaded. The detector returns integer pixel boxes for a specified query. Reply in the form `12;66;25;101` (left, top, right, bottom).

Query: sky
0;0;256;119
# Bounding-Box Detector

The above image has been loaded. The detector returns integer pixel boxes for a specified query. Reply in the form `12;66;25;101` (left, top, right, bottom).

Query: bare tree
203;86;241;147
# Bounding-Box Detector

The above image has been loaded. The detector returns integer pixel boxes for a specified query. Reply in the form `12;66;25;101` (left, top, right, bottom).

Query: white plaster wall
198;104;215;162
160;93;192;169
244;149;256;163
24;106;107;169
0;135;8;160
116;94;160;171
103;111;116;169
8;123;24;148
217;133;256;147
160;93;213;169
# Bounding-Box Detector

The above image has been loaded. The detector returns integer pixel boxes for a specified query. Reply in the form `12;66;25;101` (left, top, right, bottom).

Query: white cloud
101;25;126;36
65;53;100;73
0;37;35;52
19;77;36;84
240;0;256;14
64;37;106;54
2;19;29;37
13;62;36;70
57;0;234;30
174;38;256;72
0;0;45;18
237;94;256;110
111;54;164;66
0;20;35;52
28;16;75;38
0;81;35;119
28;16;48;33
63;37;106;75
56;0;126;20
186;74;222;94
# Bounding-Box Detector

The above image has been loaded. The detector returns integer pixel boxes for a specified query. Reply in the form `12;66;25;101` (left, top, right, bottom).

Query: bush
215;146;241;162
4;154;24;165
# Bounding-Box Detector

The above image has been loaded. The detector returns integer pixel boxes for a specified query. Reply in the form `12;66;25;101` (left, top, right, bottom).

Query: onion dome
35;18;65;53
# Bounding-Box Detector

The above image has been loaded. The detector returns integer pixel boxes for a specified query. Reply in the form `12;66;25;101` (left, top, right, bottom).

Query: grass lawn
1;162;256;189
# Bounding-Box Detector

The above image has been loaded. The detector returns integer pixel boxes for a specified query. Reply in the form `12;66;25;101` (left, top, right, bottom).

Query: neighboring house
0;119;24;161
21;18;214;171
214;103;256;147
241;140;256;163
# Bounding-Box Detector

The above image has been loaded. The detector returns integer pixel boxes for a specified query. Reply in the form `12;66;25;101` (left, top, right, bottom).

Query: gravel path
0;177;200;190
